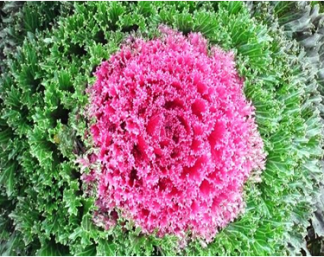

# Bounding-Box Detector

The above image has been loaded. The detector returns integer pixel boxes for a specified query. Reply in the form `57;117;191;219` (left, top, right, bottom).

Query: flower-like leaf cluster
85;27;266;241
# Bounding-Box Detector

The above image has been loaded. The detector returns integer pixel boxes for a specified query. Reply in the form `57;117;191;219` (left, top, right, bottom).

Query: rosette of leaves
0;2;323;255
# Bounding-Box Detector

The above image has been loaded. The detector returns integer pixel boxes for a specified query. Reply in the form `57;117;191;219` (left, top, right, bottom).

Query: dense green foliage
249;2;324;254
0;1;73;255
0;1;23;72
0;1;73;71
0;1;323;255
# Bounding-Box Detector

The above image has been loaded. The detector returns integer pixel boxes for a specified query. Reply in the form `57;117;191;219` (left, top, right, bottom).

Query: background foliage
0;2;73;255
248;2;324;254
0;1;323;256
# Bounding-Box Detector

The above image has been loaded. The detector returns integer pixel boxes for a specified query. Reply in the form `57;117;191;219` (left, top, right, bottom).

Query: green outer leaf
96;239;116;256
0;162;15;197
76;245;96;256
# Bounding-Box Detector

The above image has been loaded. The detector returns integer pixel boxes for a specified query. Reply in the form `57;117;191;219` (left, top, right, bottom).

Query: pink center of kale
85;27;265;241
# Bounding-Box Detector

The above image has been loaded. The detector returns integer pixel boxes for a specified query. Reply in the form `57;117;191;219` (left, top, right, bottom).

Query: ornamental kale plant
84;27;265;243
0;2;323;256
